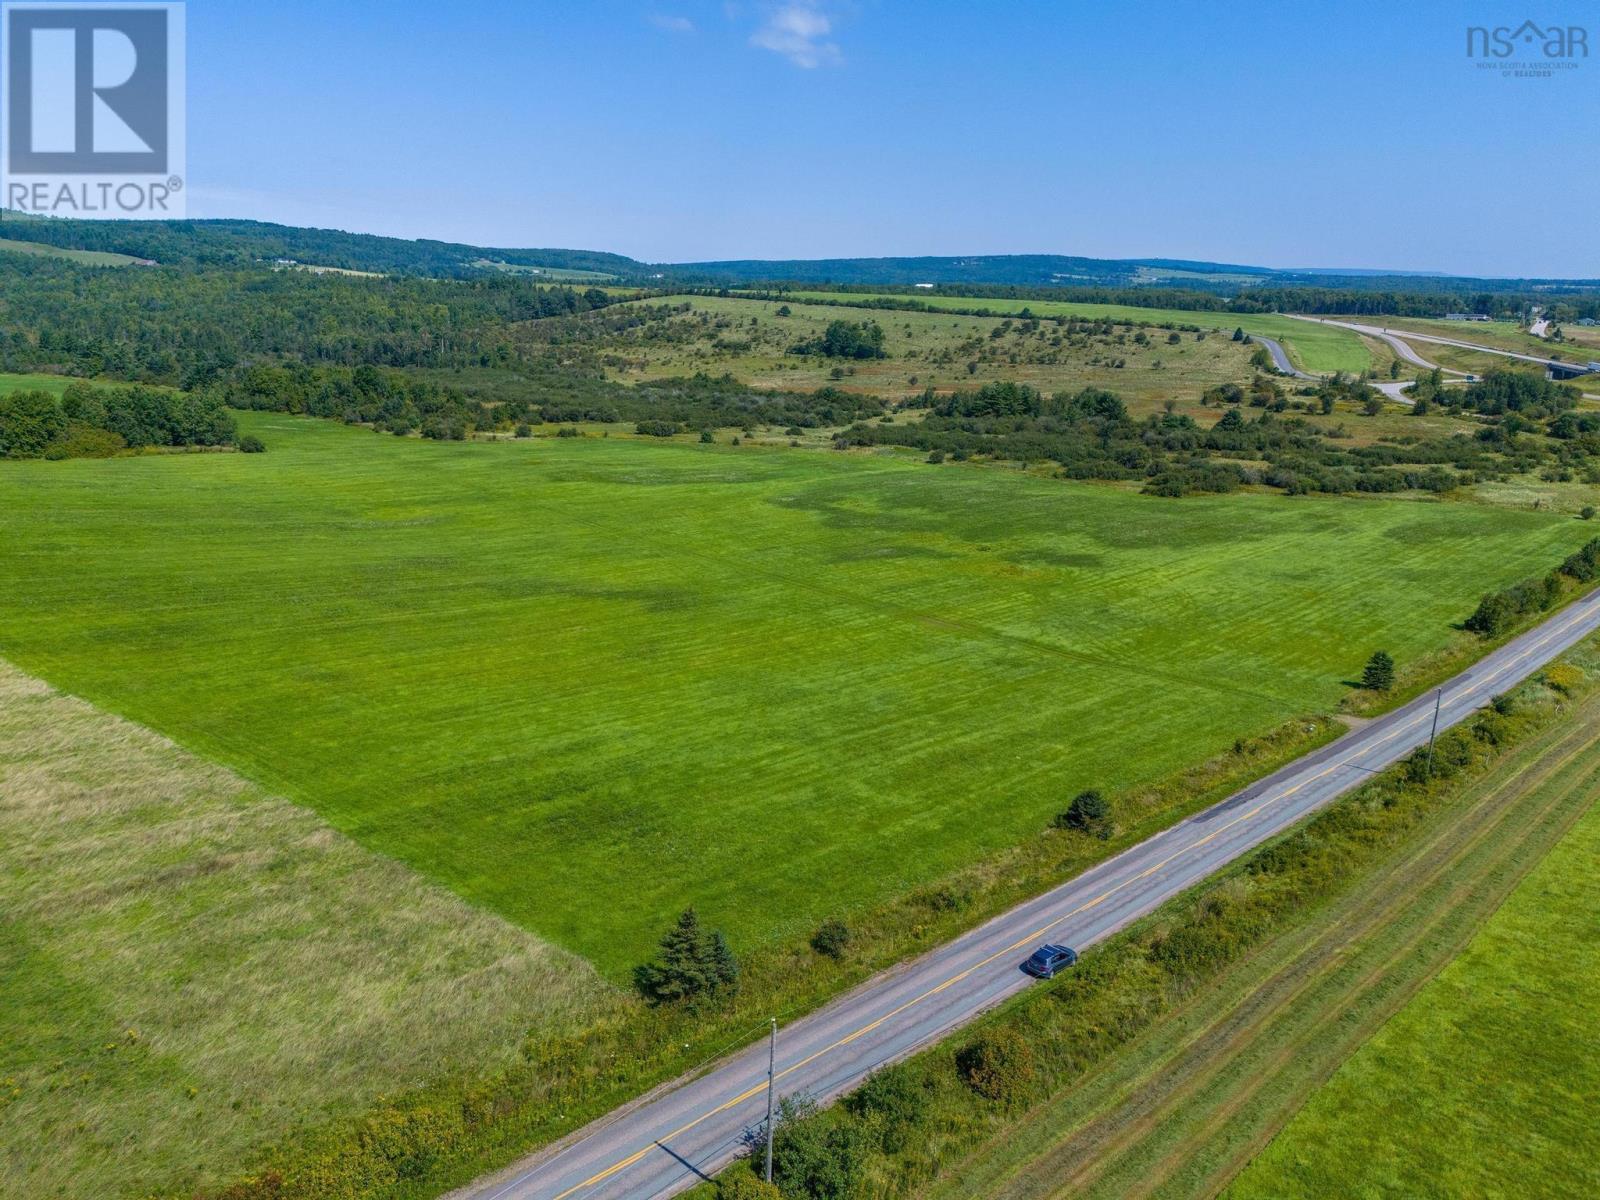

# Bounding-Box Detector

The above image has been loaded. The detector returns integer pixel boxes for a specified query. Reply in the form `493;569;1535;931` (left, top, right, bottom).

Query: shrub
556;426;580;438
55;422;126;458
956;1027;1035;1103
717;1169;781;1200
1544;664;1583;695
635;419;678;438
1464;571;1561;638
847;1064;929;1152
769;1097;867;1200
514;423;532;438
810;918;850;960
926;449;946;464
237;435;266;454
1560;537;1600;582
1054;789;1111;837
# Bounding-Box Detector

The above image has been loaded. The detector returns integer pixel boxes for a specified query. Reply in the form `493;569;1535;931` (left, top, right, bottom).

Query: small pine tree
634;908;738;1005
1055;789;1112;837
1363;650;1396;691
709;929;739;992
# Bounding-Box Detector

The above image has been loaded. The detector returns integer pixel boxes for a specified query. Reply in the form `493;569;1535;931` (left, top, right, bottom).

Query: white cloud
750;2;841;68
648;13;695;33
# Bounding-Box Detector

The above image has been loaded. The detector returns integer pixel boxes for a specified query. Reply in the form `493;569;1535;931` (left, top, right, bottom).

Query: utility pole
764;1017;777;1185
1425;688;1442;776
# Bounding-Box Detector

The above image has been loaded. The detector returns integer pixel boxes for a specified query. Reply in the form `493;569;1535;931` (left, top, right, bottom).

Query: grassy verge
704;642;1600;1200
1228;724;1600;1197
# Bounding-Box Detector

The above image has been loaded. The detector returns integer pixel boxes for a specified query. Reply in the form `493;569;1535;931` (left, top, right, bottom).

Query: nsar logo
1466;19;1588;79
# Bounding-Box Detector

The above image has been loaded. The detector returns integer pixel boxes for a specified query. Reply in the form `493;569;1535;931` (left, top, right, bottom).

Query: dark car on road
1020;943;1077;979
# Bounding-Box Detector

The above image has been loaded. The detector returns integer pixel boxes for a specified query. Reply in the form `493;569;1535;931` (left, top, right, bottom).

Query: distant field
0;371;170;399
0;660;615;1199
921;661;1600;1200
0;413;1590;978
0;235;142;266
1228;724;1600;1198
473;258;618;281
0;372;78;396
596;294;1261;411
753;290;1370;375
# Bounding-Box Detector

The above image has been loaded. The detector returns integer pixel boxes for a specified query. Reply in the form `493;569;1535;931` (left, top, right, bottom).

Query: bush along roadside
1346;542;1600;718
702;644;1599;1200
1464;537;1600;638
185;715;1337;1200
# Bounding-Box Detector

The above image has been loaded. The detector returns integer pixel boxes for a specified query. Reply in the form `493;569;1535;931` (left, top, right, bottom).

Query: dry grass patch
0;660;619;1199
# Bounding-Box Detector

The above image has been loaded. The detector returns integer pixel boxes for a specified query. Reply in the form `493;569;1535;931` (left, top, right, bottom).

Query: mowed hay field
0;412;1592;978
0;661;616;1198
755;291;1371;375
1227;744;1600;1198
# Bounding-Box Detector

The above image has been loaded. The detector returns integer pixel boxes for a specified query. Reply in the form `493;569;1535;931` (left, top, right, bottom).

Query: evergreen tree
1055;789;1112;837
709;930;739;991
1363;650;1396;691
634;908;739;1005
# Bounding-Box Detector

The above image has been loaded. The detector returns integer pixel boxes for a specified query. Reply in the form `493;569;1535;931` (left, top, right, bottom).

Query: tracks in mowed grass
930;695;1600;1200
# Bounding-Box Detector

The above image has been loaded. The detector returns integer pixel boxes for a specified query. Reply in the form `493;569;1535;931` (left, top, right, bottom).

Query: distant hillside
1;213;1597;301
0;214;642;279
657;253;1277;291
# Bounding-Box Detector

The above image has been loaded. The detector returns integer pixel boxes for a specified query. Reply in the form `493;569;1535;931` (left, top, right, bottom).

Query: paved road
1287;316;1454;374
1252;334;1313;379
1294;316;1595;378
463;587;1600;1200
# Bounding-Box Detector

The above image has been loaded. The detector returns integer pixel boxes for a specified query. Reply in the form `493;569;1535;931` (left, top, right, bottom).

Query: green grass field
0;660;616;1199
908;663;1600;1200
749;291;1370;375
1228;729;1600;1198
0;371;91;397
0;235;142;266
0;413;1589;978
594;294;1260;410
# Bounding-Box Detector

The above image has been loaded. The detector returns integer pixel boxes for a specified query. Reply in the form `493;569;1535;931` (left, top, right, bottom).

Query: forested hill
659;254;1276;288
0;214;643;278
2;212;1598;302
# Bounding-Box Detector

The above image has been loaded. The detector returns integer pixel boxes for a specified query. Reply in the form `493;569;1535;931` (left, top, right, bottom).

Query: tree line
0;382;237;458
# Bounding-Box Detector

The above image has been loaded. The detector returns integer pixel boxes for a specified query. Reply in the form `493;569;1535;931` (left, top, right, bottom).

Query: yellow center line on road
544;599;1595;1200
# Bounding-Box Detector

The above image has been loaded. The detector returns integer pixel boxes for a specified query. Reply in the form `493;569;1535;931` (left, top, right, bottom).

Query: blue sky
185;1;1599;276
